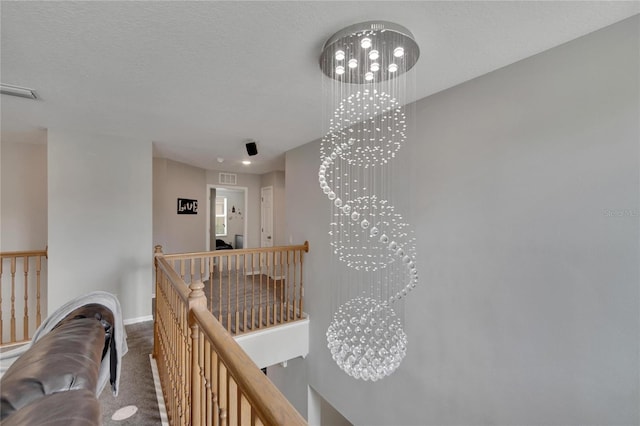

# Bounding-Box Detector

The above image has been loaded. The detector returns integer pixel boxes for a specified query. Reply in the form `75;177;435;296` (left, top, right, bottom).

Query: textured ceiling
2;2;638;174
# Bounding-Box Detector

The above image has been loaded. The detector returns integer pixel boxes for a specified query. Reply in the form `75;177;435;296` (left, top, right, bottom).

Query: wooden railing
163;243;308;335
0;249;47;345
154;244;308;426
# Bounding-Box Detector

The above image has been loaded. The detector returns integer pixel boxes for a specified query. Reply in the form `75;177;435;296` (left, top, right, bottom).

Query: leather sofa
0;303;116;426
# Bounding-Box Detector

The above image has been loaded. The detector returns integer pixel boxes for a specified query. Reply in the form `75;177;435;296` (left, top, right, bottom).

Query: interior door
209;187;216;250
261;186;273;247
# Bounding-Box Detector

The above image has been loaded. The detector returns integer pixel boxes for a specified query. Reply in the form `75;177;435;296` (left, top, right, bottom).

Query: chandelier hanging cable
319;21;420;381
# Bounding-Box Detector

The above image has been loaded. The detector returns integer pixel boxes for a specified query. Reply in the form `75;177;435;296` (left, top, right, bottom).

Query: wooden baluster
292;250;298;320
233;255;238;333
266;252;271;326
273;251;278;324
280;250;285;324
209;257;215;312
285;250;291;321
200;258;206;290
272;251;277;325
219;362;228;426
1;257;4;343
190;258;196;285
226;255;232;333
10;257;16;343
199;330;206;426
189;280;206;426
258;254;263;329
290;249;295;321
23;255;29;340
205;339;213;426
36;255;42;327
240;394;251;425
212;349;219;426
228;378;238;425
250;253;256;330
242;254;247;333
185;304;192;425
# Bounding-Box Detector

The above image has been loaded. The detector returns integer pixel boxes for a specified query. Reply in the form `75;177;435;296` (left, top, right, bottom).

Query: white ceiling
2;1;638;174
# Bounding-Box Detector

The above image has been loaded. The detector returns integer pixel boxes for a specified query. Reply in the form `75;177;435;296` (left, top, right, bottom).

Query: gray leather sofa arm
0;304;115;425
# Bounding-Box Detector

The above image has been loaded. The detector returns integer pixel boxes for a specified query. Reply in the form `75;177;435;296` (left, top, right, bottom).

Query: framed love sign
177;198;198;214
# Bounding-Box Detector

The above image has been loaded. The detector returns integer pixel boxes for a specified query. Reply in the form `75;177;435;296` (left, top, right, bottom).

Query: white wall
283;17;639;425
154;157;206;254
0;139;48;251
48;130;153;321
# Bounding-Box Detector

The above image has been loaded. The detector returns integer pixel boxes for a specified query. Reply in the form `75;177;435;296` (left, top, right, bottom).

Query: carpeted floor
99;321;163;425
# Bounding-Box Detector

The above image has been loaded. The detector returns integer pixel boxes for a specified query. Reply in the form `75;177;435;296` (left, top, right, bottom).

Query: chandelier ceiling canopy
319;21;420;84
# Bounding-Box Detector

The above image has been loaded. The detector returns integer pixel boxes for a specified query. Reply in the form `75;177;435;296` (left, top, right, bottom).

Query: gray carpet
99;321;163;425
204;274;300;333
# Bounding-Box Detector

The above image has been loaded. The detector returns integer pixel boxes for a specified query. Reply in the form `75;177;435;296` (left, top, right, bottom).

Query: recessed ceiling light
242;160;251;165
1;83;37;100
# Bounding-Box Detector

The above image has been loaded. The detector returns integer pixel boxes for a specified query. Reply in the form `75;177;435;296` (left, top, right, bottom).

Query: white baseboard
149;354;169;426
124;315;154;325
243;270;285;280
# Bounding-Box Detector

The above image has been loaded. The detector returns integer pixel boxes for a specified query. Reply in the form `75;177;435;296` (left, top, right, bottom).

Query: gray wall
153;161;271;252
283;17;639;425
0;139;48;251
153;157;207;254
48;130;153;321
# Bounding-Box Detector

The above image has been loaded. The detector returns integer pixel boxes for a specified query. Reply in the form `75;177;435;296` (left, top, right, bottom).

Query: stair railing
162;243;308;335
154;245;307;426
0;248;47;346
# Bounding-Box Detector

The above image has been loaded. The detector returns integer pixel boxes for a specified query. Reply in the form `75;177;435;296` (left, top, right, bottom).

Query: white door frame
261;186;274;248
205;184;249;251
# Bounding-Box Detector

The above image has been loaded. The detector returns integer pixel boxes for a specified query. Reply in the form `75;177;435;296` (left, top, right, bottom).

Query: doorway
206;185;248;251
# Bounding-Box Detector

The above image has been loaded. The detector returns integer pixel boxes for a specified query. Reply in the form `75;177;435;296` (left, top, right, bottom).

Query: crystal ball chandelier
319;21;420;381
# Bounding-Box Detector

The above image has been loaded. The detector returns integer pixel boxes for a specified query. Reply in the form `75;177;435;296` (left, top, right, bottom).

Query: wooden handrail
0;249;48;259
155;254;190;302
191;304;306;425
163;241;309;260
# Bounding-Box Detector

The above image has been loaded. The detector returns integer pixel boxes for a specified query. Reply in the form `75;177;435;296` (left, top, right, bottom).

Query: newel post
189;281;207;426
152;245;163;360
